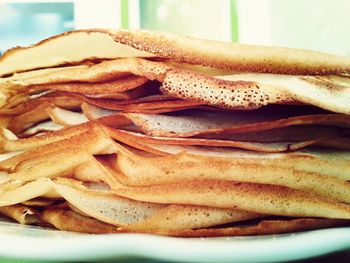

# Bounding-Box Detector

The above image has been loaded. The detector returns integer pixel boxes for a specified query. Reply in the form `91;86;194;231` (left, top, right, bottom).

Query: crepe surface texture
0;29;350;236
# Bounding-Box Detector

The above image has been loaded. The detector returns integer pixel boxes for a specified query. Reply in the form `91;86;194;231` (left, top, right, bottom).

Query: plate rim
0;222;349;263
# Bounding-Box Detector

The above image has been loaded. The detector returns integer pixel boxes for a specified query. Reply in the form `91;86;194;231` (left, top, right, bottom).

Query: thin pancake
116;143;350;180
41;207;119;234
29;75;148;94
0;123;115;171
112;179;350;219
107;128;321;153
0;178;53;207
48;107;88;126
116;147;350;202
122;218;349;237
0;204;41;224
123;112;350;137
4;58;350;113
1;29;350;76
0;95;82;116
126;204;262;231
53;182;165;226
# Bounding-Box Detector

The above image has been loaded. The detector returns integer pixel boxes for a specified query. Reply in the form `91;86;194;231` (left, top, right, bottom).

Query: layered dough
0;29;350;236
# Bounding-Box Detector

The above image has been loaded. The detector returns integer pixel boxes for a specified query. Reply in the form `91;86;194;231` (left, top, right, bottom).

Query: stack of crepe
0;29;350;236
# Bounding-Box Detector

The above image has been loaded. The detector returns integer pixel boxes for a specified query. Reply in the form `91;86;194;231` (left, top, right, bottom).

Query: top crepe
1;29;350;77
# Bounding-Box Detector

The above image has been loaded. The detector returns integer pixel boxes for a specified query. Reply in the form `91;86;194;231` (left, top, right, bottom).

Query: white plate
0;218;350;262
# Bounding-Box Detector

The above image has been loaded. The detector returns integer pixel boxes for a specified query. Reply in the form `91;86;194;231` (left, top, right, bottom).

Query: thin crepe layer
0;204;41;224
160;70;350;114
112;179;350;219
108;128;326;153
1;29;350;76
123;112;350;137
122;218;348;237
41;207;119;234
0;173;265;232
3;58;350;114
54;182;165;226
0;94;82;116
116;143;350;180
0;123;116;171
116;148;350;202
30;75;148;94
0;178;54;207
126;204;262;231
0;123;87;152
58;177;264;230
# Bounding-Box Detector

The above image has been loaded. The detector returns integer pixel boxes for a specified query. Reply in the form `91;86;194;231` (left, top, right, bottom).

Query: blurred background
0;0;350;56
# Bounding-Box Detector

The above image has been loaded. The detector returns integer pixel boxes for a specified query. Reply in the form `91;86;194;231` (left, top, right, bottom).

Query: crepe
0;29;349;236
1;29;350;76
3;58;350;114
